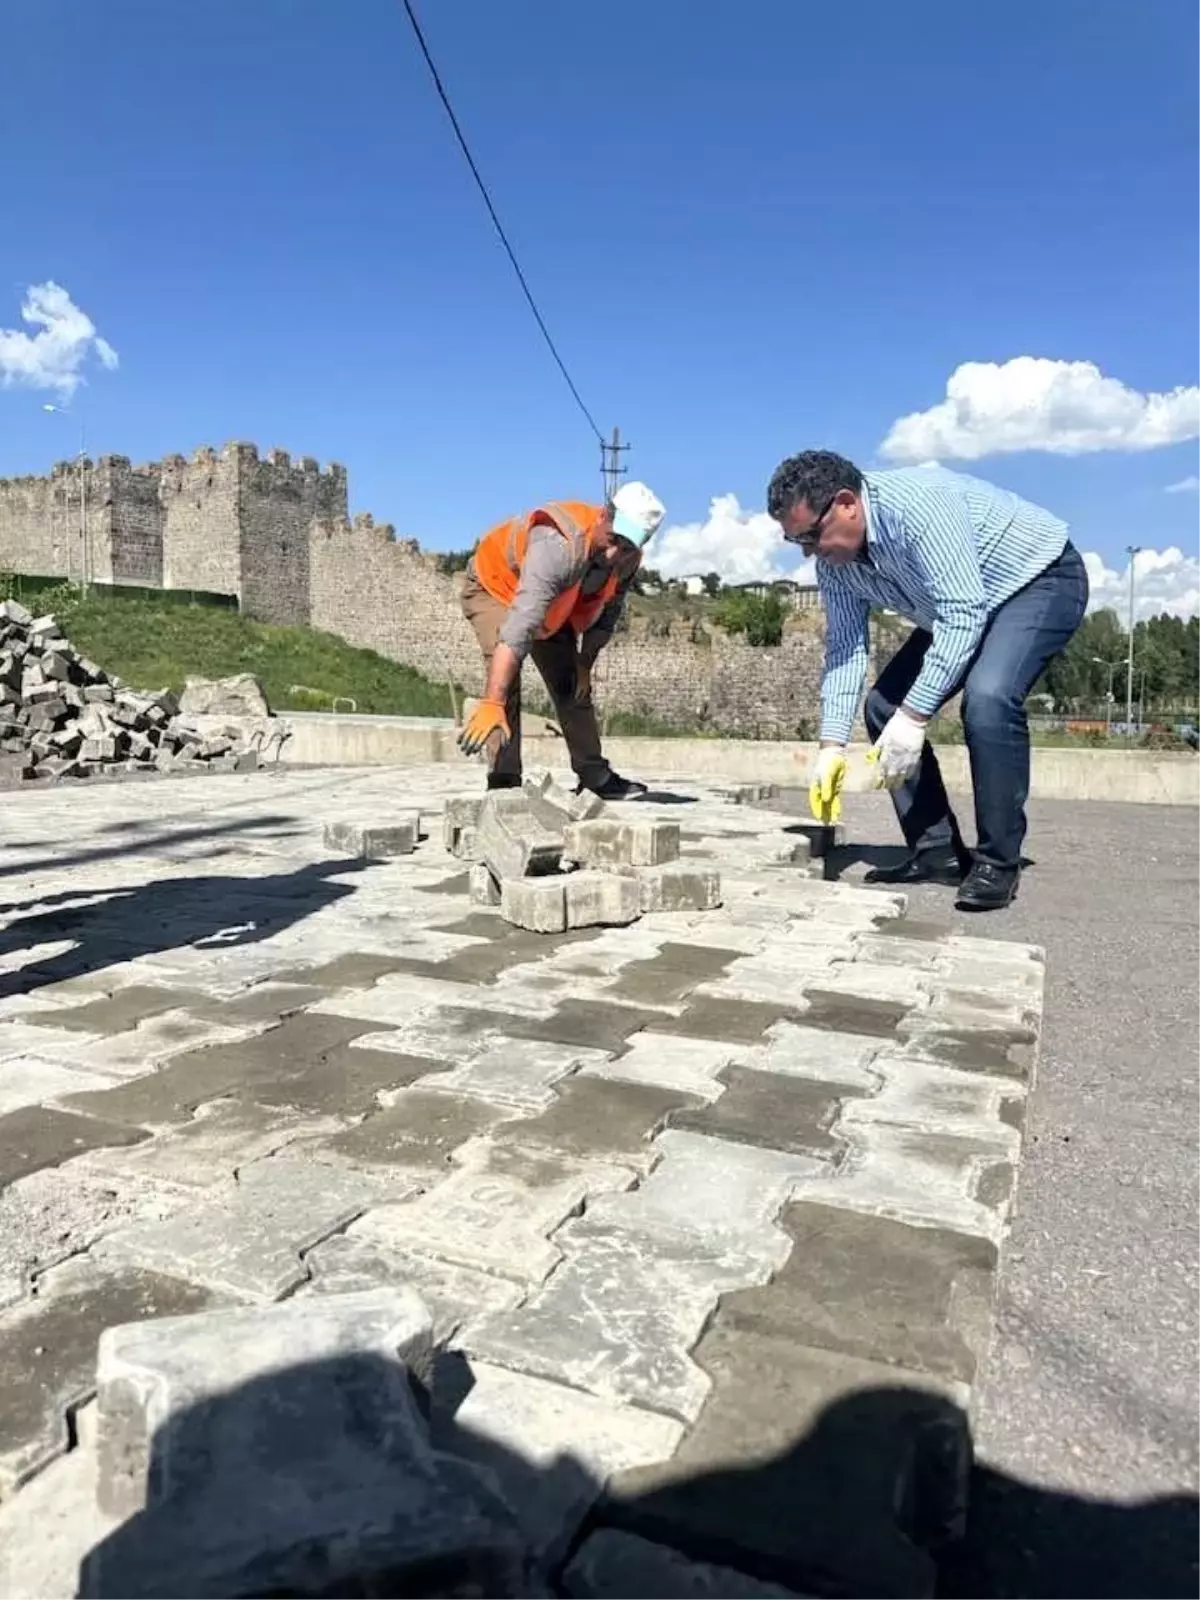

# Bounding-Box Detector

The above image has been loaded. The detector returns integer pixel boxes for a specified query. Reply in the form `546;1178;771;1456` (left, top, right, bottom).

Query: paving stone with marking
352;1138;635;1286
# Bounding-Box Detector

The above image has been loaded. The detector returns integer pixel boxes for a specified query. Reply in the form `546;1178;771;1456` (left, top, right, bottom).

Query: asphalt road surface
774;786;1199;1598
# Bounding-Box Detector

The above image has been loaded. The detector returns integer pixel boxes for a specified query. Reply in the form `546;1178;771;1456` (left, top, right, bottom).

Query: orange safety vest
473;500;632;638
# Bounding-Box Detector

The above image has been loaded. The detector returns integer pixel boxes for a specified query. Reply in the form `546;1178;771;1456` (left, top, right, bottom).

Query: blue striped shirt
817;466;1070;743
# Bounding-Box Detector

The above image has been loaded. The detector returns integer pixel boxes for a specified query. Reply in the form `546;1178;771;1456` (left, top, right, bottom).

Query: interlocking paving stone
670;1067;861;1159
564;1529;801;1598
436;1361;684;1573
577;1130;825;1273
7;1008;270;1080
895;1022;1037;1081
354;1140;634;1286
190;980;328;1025
791;1121;1016;1241
793;988;913;1038
715;1201;997;1384
0;1268;215;1496
416;1038;613;1111
312;1089;517;1172
645;994;807;1044
0;1056;116;1115
274;951;429;989
16;985;208;1033
734;1019;884;1087
95;1286;434;1517
303;1232;525;1339
838;1052;1026;1142
467;1223;759;1422
581;1033;739;1102
80;1099;344;1189
60;1012;446;1126
98;1154;412;1299
0;1105;147;1189
606;1328;970;1599
613;942;744;1007
492;1077;701;1172
357;924;601;987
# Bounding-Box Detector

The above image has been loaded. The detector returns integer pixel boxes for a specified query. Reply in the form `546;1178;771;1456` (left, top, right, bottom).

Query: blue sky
1;0;1197;611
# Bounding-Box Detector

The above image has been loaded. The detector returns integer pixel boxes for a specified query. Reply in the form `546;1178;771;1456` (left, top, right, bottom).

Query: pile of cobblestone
0;600;259;782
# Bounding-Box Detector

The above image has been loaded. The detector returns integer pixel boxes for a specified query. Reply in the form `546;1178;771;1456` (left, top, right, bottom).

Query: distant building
723;577;821;611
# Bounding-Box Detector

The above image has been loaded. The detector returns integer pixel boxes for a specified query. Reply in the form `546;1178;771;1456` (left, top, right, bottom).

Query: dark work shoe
582;772;649;802
864;848;969;887
956;862;1019;912
486;772;523;791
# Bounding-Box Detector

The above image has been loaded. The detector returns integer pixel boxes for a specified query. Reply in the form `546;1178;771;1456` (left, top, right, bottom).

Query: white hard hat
611;480;666;548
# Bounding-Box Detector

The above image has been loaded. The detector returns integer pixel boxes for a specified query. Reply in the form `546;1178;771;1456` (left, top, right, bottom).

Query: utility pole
1125;544;1141;737
600;426;629;503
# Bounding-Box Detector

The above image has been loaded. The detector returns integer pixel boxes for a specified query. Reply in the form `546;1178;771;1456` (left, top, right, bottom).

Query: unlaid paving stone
564;818;680;868
582;1033;738;1102
606;1328;970;1600
477;791;564;879
80;1099;345;1189
304;1232;524;1339
80;1313;524;1600
0;1104;147;1189
716;1201;996;1385
565;870;641;928
0;1404;117;1600
323;816;420;857
98;1154;414;1300
792;1120;1017;1242
578;1130;825;1273
628;863;722;913
95;1286;434;1516
469;861;502;905
416;1037;613;1111
0;1055;116;1114
493;1077;702;1173
670;1067;862;1160
501;874;567;932
353;1140;635;1287
564;1529;801;1598
437;1361;683;1574
0;1267;215;1496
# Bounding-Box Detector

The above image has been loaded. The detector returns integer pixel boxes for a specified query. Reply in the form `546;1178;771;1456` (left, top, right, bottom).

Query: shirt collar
858;477;875;564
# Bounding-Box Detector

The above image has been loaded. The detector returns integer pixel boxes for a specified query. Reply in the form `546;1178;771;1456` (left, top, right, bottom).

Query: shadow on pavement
0;815;301;883
0;857;365;1001
77;1349;1200;1599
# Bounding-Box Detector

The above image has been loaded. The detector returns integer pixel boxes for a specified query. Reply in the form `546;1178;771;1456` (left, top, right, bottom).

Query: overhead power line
400;0;605;445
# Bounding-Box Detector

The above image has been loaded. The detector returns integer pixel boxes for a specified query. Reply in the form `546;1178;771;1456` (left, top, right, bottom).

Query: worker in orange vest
457;482;666;798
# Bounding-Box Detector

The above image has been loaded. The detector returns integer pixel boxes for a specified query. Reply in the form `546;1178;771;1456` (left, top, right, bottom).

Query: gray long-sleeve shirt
483;525;637;663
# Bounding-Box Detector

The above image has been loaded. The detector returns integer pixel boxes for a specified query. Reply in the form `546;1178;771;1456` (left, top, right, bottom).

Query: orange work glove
457;697;511;757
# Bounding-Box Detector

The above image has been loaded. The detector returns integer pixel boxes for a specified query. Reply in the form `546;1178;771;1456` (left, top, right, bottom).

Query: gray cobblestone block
81;1100;342;1189
478;792;564;879
524;768;606;822
564;819;680;868
564;1529;800;1597
443;795;483;854
95;1286;435;1517
501;875;567;933
565;870;641;928
629;863;722;913
469;862;501;905
304;1233;524;1340
323;816;419;858
81;1307;525;1599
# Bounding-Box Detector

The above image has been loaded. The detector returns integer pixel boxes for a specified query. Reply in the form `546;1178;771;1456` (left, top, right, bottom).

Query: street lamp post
1092;655;1119;732
1125;545;1141;738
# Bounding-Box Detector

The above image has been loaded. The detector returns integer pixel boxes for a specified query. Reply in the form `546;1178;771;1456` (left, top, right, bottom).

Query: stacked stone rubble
444;771;723;931
0;600;260;781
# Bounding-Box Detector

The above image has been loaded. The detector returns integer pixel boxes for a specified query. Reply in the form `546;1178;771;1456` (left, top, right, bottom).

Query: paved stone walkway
0;766;1044;1597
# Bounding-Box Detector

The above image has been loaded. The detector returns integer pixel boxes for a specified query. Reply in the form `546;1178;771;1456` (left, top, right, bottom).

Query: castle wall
0;463;82;581
239;446;347;627
160;447;241;598
99;458;164;586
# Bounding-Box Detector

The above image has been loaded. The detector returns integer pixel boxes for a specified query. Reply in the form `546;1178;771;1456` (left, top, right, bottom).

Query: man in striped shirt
766;450;1089;911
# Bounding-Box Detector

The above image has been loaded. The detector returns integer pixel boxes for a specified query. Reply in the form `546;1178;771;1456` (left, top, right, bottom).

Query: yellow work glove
457;697;511;757
809;747;847;825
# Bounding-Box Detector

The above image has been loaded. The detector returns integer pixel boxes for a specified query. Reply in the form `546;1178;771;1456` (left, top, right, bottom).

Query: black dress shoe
581;772;649;802
864;848;969;887
956;861;1019;911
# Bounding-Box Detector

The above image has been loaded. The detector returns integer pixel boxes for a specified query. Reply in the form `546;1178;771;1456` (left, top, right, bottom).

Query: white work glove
809;746;847;824
870;709;927;790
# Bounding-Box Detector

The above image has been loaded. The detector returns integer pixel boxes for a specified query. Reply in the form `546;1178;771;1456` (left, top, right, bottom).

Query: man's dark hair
766;450;863;522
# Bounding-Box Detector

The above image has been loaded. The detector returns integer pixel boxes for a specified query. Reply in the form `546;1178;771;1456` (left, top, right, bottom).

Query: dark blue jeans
865;542;1089;869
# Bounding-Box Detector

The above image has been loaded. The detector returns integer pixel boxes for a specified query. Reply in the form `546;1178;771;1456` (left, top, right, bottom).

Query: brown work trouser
460;570;611;789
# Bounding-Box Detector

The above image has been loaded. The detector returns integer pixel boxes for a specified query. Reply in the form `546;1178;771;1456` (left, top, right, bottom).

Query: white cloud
647;493;814;586
881;357;1200;462
1165;475;1199;493
1083;546;1199;622
0;281;118;399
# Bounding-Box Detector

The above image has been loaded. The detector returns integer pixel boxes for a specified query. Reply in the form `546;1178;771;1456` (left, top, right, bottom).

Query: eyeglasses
783;494;836;550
